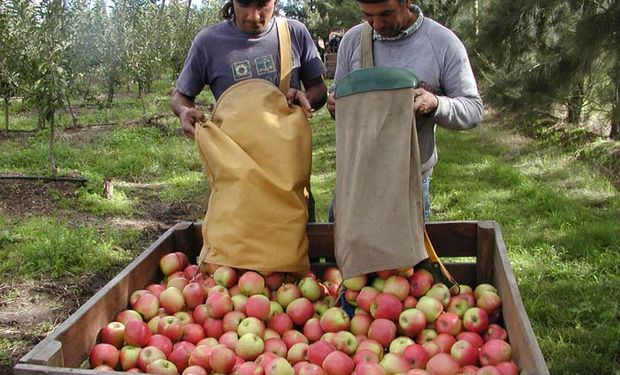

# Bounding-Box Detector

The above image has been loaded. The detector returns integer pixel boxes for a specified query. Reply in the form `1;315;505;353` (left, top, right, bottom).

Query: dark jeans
327;175;431;222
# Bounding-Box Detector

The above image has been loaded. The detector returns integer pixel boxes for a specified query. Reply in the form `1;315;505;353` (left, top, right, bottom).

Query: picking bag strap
276;17;292;94
360;22;374;68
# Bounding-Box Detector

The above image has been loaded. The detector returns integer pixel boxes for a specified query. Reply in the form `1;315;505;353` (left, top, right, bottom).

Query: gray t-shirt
176;17;326;100
333;15;483;175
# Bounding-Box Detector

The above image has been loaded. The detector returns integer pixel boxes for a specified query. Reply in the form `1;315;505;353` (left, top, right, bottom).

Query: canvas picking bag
194;18;311;273
333;24;427;279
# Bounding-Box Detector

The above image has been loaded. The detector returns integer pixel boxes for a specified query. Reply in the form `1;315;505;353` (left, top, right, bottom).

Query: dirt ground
0;178;203;374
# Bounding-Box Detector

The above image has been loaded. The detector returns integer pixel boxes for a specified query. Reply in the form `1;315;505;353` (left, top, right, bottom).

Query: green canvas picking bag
194;18;311;273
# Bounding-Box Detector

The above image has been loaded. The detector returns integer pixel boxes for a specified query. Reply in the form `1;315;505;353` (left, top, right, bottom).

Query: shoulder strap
360;22;374;68
276;17;292;94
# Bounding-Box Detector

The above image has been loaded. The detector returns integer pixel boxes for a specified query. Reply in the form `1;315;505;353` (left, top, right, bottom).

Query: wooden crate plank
486;221;549;375
476;221;496;284
427;221;478;257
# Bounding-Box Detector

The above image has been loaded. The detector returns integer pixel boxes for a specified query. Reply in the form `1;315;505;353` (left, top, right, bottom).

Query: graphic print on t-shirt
256;55;276;75
232;60;252;81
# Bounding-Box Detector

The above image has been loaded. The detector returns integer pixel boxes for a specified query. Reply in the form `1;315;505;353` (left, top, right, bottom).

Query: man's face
233;0;277;35
358;0;414;38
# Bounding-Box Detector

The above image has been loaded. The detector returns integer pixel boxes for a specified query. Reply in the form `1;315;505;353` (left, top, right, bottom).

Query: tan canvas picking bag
194;18;312;273
333;23;427;279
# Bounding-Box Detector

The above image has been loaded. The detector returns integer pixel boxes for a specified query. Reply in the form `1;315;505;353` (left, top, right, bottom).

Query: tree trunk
566;84;585;125
3;96;9;135
185;0;192;28
139;84;147;118
611;84;620;140
107;63;116;104
66;95;78;127
48;111;58;176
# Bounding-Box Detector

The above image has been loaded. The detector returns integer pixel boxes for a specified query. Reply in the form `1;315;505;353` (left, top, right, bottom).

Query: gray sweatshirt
332;15;484;176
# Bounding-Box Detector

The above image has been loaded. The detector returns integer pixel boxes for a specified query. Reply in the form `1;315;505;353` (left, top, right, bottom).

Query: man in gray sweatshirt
327;0;483;221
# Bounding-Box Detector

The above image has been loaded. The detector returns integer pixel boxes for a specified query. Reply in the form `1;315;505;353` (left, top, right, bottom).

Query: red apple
182;365;208;375
282;329;309;349
232;294;249;313
147;358;179;375
187;344;212;370
168;346;193;373
343;274;367;292
286;297;315;326
115;309;143;326
350;313;372;337
206;290;234;318
398;308;426;337
354;362;386;375
402;296;417;310
203;317;225;339
160;287;186;314
223;310;247;332
125;319;152;347
433;333;457;353
322;267;342;285
287;342;310;365
219;330;239;350
409;270;434;297
474;284;497;300
450;339;479;367
303;317;325;342
382;275;410;301
181;323;206;344
425;283;450;308
379;352;411;374
495;361;519;375
100;321;125;348
446;293;474;318
483;324;508;342
237;316;266;338
160;252;188;276
167;272;190;291
147;334;173;356
370;293;402;321
237;271;265;296
476;292;502;314
236;332;265;361
137;345;166;372
268;312;294;336
413;296;443;323
425;352;459;375
477;366;503;375
264;338;288;357
307;340;337;365
265;272;286;291
299;276;323;302
356;287;380;313
352;349;379;365
463;307;489;333
183;282;207;309
332;330;358;355
277;283;302;308
388;336;414;355
322;350;355;375
213;266;238;288
320;307;351;333
422;340;442;358
89;343;120;368
298;362;325;375
434;312;462;336
356;339;384;360
209;344;237;373
247;294;272;321
367;318;397;348
119;345;142;370
158;316;184;342
265;357;295;375
479;339;512;366
401;343;429;369
456;331;485;349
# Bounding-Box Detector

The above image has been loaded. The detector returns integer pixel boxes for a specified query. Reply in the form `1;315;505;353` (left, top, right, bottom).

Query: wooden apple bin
14;221;549;375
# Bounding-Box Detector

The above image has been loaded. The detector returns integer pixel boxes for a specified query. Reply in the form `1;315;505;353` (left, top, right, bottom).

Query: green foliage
0;217;138;279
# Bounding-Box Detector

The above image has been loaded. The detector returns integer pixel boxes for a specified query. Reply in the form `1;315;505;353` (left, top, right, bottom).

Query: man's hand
413;87;438;115
179;107;205;139
327;92;336;119
287;88;313;118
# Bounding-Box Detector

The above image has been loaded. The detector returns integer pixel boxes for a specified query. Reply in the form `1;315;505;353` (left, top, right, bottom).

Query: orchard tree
476;0;619;136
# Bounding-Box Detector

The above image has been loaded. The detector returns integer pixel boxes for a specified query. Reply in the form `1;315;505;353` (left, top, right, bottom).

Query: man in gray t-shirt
327;0;483;221
171;0;327;221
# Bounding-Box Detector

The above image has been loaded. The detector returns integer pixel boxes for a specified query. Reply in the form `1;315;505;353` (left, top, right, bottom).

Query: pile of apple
88;251;518;375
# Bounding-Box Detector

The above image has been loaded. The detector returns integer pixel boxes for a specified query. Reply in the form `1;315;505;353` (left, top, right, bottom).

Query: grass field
0;82;618;374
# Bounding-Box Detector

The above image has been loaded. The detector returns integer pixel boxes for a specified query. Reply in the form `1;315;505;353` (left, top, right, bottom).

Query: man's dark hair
221;0;274;20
